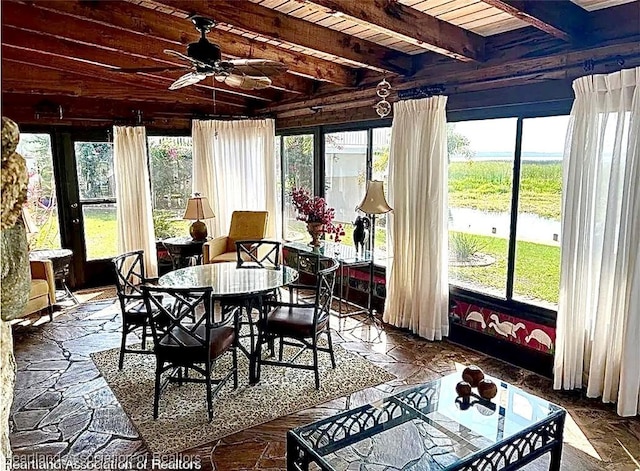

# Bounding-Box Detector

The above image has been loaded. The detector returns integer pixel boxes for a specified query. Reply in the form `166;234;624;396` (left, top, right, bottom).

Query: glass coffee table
287;372;566;470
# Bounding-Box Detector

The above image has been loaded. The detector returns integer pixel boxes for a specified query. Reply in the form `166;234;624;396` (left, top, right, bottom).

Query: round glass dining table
157;262;299;298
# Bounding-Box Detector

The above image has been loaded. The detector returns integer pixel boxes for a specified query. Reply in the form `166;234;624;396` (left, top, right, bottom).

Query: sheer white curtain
113;126;158;278
383;96;449;341
554;67;640;416
191;119;279;239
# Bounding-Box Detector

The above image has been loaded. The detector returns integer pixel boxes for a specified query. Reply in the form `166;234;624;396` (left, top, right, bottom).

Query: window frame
447;103;572;322
277;104;571;323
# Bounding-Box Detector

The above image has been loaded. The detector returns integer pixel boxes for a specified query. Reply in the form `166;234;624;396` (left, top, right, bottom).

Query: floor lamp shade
357;181;392;215
183;194;215;241
358;180;391;214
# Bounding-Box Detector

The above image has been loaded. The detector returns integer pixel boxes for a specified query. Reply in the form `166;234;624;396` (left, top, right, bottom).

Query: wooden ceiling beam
481;0;591;42
262;39;640;114
2;34;254;108
2;93;231;127
1;63;232;107
18;0;353;88
2;46;251;110
150;0;414;75
306;0;485;62
1;2;283;102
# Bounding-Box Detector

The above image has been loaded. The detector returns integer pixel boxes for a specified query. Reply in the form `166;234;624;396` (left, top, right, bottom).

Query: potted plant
290;188;344;246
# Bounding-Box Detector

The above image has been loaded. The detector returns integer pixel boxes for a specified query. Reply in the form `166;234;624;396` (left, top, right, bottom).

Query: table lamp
183;193;215;241
356;180;392;330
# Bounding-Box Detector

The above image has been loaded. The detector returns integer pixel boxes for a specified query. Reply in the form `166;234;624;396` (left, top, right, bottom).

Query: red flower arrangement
290;187;345;243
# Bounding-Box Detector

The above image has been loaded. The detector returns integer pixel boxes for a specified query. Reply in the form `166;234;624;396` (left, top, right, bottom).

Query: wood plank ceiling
2;0;639;129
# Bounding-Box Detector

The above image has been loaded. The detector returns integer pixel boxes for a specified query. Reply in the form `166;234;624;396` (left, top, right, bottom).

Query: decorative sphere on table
455;381;472;397
462;365;485;387
477;378;498;399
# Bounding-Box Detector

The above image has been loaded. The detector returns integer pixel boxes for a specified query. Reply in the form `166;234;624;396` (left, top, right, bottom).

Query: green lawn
449;231;560;305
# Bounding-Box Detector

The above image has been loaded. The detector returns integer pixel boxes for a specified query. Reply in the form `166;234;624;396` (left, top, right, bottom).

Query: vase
306;222;324;247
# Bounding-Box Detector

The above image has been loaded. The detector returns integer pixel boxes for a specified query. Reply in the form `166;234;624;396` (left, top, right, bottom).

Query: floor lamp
356;181;392;336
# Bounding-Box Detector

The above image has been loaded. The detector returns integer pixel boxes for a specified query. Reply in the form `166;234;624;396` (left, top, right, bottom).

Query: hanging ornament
374;78;392;118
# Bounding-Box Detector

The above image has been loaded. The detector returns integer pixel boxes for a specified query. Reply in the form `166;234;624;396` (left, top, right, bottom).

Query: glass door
61;132;118;287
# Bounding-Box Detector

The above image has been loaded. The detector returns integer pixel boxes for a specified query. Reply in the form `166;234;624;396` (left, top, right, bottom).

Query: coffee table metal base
287;373;566;471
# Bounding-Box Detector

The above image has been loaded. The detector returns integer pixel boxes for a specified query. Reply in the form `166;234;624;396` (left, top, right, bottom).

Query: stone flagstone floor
8;298;640;470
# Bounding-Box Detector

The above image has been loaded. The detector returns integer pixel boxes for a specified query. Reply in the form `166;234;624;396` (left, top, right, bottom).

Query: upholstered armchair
22;259;56;320
202;211;269;264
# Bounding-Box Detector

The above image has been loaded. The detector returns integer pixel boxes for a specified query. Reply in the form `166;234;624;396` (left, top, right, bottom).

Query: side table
29;248;78;304
162;237;207;270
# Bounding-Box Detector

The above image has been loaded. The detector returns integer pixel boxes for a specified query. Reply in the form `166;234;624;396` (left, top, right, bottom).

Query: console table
29;248;78;304
282;241;374;316
288;372;566;471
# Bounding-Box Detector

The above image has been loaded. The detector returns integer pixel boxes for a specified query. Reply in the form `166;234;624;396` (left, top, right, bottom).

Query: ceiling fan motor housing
187;38;222;64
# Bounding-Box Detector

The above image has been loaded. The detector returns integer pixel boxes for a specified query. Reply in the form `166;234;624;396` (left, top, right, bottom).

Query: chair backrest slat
235;240;281;269
113;250;146;309
313;259;339;327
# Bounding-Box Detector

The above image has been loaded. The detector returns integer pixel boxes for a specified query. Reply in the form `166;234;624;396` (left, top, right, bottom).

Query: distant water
450;152;563;162
449;207;560;245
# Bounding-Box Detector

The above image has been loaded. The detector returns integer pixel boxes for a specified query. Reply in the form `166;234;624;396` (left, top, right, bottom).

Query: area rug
91;343;395;454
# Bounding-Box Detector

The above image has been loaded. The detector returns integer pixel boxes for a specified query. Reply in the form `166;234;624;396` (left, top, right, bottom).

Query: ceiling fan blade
217;73;272;90
222;59;287;77
169;72;208;90
115;66;189;73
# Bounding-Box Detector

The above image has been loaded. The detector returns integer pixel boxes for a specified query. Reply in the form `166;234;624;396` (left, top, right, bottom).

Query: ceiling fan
117;15;287;91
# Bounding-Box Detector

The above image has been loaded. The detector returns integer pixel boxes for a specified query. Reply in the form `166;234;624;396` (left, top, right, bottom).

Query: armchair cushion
21;259;56;318
202;211;269;264
202;236;229;263
226;211;269;252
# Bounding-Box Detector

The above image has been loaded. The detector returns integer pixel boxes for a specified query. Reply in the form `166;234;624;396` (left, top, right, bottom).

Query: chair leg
327;329;336;369
48;304;54;322
247;306;256;353
153;360;162;419
232;345;238;389
313;338;320;389
278;335;284;361
206;361;214;422
119;325;128;370
254;330;264;383
141;323;147;350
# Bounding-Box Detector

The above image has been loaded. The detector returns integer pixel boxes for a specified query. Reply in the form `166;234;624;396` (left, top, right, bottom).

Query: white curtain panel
383;96;449;341
113;126;158;278
554;66;640;416
191;119;280;239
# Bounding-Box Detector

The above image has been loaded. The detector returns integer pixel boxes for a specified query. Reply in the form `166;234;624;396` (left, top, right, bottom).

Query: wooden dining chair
221;240;282;360
254;259;339;389
112;250;156;370
142;286;238;421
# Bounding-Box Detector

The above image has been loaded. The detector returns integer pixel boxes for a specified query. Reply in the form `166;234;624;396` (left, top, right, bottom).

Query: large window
74;141;116;260
282;134;314;241
324;131;367;244
448;118;517;298
17;133;61;249
513;116;567;308
279;126;392;253
148;136;192;239
372;127;391;253
447;115;569;310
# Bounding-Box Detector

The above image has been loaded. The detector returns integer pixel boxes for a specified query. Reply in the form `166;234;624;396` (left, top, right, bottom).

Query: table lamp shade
357;180;392;214
183;194;215;241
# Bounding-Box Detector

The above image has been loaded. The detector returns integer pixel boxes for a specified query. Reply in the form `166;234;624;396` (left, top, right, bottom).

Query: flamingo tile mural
451;300;555;354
